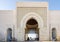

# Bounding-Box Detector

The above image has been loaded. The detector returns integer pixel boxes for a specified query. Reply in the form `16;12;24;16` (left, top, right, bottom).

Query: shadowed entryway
7;28;12;41
52;28;57;41
25;18;39;41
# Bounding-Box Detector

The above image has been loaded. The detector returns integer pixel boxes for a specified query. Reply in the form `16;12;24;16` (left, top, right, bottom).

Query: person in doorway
27;37;29;41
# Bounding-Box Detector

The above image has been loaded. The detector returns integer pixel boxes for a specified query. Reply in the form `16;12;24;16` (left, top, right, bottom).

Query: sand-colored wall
0;10;15;41
16;2;49;41
17;7;49;41
0;2;60;41
49;11;60;40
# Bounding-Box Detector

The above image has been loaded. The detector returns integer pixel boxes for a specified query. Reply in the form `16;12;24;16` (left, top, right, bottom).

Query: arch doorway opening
7;28;12;41
25;18;39;41
52;28;57;41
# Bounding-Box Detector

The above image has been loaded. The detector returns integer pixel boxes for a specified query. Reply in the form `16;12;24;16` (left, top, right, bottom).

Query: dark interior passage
25;18;39;41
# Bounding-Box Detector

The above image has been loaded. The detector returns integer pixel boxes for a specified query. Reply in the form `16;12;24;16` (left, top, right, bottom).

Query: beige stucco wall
49;11;60;40
0;10;15;41
16;2;49;41
17;7;47;28
0;2;60;41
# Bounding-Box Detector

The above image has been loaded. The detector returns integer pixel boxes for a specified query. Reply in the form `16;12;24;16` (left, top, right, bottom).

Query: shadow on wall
0;32;5;41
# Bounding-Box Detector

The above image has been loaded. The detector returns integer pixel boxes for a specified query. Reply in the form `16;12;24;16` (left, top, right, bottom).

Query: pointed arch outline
20;12;44;29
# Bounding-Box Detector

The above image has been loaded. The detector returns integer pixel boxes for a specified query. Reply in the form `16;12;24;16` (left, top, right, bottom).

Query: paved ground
1;41;60;42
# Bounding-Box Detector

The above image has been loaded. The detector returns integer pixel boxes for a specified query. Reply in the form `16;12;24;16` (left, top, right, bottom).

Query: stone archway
52;28;57;41
20;12;43;29
7;28;12;41
25;18;39;41
20;12;43;41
